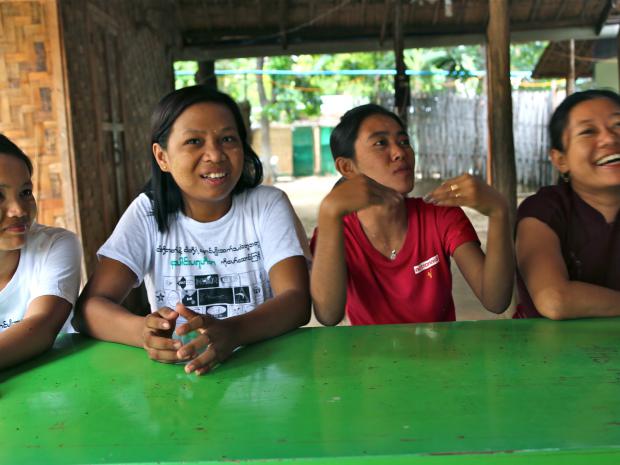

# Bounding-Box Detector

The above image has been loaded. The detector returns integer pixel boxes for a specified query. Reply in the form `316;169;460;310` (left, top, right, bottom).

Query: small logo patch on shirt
414;254;439;274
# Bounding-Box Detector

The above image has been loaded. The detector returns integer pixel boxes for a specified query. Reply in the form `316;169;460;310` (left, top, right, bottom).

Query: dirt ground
274;174;517;325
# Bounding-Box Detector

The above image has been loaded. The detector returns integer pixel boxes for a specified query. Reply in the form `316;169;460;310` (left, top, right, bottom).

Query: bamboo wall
0;0;76;231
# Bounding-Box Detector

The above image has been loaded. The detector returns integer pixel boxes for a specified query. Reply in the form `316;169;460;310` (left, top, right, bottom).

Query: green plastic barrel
292;126;314;177
319;126;336;174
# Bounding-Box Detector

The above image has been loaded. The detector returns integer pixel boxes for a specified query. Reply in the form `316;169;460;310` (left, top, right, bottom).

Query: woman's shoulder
518;184;569;217
26;223;80;255
237;185;288;209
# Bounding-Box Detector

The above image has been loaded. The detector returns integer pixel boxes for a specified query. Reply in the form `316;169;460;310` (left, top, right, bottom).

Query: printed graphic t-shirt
98;186;305;319
0;223;82;332
312;197;479;325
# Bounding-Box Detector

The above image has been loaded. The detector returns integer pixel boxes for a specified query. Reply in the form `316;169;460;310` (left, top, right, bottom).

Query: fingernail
162;323;170;329
422;195;432;203
174;342;181;349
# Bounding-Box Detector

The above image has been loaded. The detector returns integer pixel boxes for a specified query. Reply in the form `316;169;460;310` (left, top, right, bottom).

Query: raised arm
0;296;71;370
425;174;514;313
311;175;402;325
516;217;620;319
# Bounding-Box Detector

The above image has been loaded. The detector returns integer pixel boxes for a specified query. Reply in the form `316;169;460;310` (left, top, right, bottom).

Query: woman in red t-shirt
311;104;514;325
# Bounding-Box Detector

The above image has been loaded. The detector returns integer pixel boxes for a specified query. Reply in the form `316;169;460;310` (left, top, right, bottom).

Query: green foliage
174;41;550;124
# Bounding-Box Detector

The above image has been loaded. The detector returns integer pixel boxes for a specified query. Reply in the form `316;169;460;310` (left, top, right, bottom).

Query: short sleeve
30;231;82;306
97;195;155;286
517;188;566;238
256;188;306;272
438;206;479;256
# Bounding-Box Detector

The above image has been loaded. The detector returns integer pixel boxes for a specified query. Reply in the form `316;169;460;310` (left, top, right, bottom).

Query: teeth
201;172;226;179
596;154;620;166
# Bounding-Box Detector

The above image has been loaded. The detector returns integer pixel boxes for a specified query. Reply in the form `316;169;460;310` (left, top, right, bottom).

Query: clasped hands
142;302;236;375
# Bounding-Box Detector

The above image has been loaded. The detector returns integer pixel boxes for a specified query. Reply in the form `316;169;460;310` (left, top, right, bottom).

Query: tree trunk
256;57;275;184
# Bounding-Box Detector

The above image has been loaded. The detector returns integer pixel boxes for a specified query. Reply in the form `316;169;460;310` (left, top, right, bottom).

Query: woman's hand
174;303;238;375
424;173;508;218
142;307;181;363
322;174;403;219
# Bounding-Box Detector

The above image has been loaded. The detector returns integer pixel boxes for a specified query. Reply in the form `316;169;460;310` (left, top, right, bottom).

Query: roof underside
174;0;614;59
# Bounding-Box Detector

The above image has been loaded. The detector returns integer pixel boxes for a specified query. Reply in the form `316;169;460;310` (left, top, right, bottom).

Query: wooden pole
566;39;575;95
195;61;217;89
393;0;410;126
485;0;516;221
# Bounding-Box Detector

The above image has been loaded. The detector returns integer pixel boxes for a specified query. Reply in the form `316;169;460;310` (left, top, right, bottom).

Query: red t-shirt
311;198;479;325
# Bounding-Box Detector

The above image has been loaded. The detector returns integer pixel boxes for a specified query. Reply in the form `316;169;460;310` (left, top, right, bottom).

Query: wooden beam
486;0;516;222
379;0;391;47
461;0;469;25
257;0;264;31
393;0;410;125
595;0;613;34
527;0;541;23
566;39;575;95
432;0;441;25
279;0;288;49
554;0;568;21
361;0;368;27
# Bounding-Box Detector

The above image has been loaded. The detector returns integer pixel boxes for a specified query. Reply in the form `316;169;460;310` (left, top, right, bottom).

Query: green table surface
1;318;620;464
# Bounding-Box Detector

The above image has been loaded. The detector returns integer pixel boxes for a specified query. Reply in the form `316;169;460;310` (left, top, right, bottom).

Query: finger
145;347;181;363
194;360;219;376
184;345;218;374
177;333;211;359
175;302;199;320
157;306;180;321
144;332;182;351
145;313;174;331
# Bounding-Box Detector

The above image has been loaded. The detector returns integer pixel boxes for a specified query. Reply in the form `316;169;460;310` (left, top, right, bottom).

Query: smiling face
553;97;620;193
153;102;245;222
344;113;415;194
0;154;36;251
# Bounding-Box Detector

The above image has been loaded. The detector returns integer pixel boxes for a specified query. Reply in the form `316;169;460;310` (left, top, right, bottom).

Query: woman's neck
0;249;20;291
571;183;620;223
357;198;408;257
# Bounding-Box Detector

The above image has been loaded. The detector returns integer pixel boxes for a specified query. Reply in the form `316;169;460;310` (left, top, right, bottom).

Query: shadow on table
0;333;97;383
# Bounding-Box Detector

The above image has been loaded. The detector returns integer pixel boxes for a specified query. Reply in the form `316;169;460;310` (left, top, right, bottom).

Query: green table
2;318;620;464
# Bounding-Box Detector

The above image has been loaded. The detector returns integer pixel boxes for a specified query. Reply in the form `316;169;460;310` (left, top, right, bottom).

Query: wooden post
393;0;410;126
195;60;217;89
566;39;575;95
485;0;516;221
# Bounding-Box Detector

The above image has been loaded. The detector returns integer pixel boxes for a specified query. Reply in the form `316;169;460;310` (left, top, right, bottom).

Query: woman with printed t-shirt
0;134;81;370
310;104;514;325
74;86;310;375
515;89;620;319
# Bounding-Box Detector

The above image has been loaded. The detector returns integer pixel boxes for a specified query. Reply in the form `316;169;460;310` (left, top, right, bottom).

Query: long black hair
549;89;620;152
330;104;406;160
147;86;263;232
0;133;33;175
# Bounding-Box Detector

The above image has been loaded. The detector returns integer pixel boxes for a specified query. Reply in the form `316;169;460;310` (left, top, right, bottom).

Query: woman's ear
550;148;569;175
335;157;357;179
152;143;170;173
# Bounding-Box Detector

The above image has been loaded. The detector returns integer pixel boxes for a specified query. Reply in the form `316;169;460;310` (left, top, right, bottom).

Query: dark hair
549;89;620;152
147;85;263;232
0;133;33;175
330;104;406;160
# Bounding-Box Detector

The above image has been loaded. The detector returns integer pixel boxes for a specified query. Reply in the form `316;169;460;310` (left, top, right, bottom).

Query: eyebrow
574;113;620;126
0;181;32;188
366;130;408;141
182;127;237;135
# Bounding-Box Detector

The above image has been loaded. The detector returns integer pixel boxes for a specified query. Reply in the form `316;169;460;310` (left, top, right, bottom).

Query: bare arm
426;174;514;313
516;217;620;319
73;258;145;347
175;255;311;374
0;295;71;370
310;175;402;326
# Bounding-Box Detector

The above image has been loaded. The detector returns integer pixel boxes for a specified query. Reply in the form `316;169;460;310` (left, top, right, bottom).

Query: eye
20;189;33;198
184;138;202;146
222;135;239;144
373;139;387;147
399;138;411;147
577;127;596;136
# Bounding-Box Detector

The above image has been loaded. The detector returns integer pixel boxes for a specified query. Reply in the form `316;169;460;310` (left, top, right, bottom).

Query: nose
599;125;620;147
6;196;28;219
391;142;408;161
202;138;226;163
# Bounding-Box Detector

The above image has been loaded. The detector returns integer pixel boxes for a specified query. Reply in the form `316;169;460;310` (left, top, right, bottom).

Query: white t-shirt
98;186;305;318
0;223;82;332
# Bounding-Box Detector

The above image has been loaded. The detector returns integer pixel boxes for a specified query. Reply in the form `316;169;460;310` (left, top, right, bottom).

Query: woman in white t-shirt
74;86;311;375
0;134;81;370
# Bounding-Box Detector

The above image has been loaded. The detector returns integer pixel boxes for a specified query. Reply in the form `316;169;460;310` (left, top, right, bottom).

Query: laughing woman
310;104;514;326
0;134;81;370
74;86;310;375
515;89;620;319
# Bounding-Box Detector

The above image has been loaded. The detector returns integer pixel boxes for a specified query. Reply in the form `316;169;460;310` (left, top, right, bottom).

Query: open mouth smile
595;154;620;166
